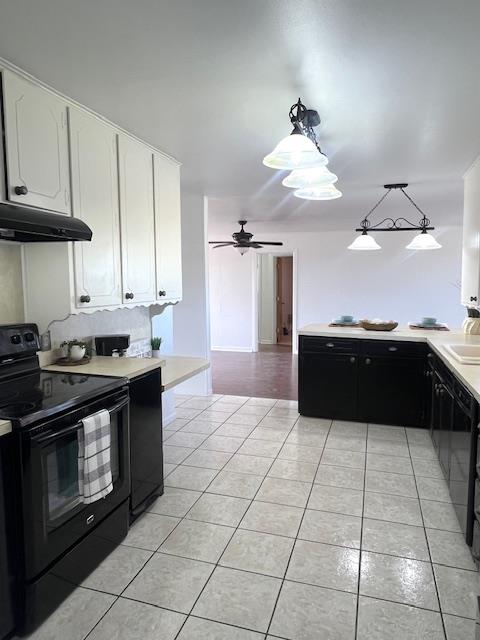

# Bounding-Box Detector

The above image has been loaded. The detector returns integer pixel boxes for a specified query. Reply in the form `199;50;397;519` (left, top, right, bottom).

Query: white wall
259;254;275;344
208;224;464;351
209;247;255;351
173;193;212;394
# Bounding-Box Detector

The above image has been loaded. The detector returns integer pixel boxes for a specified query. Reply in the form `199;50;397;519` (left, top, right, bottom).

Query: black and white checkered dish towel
78;409;113;504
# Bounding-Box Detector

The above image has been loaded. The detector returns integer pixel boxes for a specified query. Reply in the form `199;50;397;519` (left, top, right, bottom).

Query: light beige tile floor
23;395;478;640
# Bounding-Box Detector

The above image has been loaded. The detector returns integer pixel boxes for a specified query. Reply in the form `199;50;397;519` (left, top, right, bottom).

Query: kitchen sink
445;344;480;364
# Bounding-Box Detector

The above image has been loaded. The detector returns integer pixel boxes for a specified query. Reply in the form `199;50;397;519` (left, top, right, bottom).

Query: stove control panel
0;324;40;359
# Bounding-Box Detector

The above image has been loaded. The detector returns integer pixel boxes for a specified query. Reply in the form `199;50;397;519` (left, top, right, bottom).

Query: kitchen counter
299;324;480;403
0;420;12;437
43;355;210;391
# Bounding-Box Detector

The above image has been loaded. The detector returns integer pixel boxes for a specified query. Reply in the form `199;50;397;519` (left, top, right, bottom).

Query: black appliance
0;203;92;243
0;433;15;640
95;334;130;357
0;324;130;635
94;334;164;520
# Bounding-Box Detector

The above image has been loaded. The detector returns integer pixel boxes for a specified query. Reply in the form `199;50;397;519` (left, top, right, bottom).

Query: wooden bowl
360;320;398;332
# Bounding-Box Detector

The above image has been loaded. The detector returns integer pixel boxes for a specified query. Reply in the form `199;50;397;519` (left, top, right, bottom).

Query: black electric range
0;324;131;636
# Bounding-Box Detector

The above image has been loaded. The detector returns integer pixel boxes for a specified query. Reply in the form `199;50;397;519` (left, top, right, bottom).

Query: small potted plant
60;339;88;362
151;337;162;359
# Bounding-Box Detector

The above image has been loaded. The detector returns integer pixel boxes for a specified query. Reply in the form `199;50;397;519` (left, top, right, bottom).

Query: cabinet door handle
365;358;371;365
388;346;398;352
14;185;28;195
471;296;478;302
125;292;134;300
325;342;335;348
158;290;166;297
350;356;356;363
79;295;91;303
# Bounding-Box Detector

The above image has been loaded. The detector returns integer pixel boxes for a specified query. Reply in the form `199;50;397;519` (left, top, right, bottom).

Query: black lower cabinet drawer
299;352;358;420
357;355;426;427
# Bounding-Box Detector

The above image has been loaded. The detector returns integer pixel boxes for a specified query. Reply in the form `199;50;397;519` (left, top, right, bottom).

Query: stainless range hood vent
0;203;92;242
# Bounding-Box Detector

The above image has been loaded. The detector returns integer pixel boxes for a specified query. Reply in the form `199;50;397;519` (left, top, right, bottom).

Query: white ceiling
0;0;478;232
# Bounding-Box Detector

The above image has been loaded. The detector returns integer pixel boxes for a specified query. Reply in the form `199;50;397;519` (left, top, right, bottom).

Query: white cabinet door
153;153;183;302
2;70;71;214
462;159;480;307
69;108;122;309
118;135;156;304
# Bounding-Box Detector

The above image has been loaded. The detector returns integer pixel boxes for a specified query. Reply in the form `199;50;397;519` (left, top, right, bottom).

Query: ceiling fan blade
209;242;235;247
249;243;263;248
255;241;284;246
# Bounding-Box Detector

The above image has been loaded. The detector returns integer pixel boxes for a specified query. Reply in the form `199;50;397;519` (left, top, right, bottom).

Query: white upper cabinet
461;158;480;308
2;70;71;214
69;108;122;309
153;153;182;302
118;135;156;304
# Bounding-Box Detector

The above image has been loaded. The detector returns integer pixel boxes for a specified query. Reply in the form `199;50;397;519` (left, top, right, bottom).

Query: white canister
151;350;162;359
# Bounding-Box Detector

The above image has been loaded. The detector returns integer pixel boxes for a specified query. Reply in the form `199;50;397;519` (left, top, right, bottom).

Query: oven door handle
31;397;129;445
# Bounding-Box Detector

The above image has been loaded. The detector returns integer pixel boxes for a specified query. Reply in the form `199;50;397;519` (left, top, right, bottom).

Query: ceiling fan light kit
209;220;283;255
348;183;442;252
263;98;341;200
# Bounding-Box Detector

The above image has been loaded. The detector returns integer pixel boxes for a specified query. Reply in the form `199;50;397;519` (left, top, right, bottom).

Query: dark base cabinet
299;351;357;420
299;336;427;427
0;435;16;640
429;352;478;546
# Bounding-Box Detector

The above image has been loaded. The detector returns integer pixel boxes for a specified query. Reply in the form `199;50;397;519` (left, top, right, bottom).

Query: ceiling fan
209;220;283;255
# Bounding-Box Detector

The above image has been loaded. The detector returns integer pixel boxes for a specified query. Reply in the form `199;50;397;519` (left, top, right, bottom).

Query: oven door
20;389;130;581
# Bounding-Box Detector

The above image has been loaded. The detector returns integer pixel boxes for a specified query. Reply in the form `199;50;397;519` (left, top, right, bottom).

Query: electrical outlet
40;331;51;351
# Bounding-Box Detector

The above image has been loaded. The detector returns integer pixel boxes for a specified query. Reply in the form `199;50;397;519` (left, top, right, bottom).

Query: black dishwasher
129;369;164;520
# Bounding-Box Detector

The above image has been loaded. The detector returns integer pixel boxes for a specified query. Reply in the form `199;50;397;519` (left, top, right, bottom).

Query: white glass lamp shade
348;232;381;251
405;230;442;250
294;184;342;200
282;166;338;189
236;245;250;255
263;134;328;170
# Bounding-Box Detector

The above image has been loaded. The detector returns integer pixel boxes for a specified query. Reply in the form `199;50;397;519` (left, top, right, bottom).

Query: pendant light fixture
294;184;342;201
348;183;442;251
263;98;331;174
282;166;338;189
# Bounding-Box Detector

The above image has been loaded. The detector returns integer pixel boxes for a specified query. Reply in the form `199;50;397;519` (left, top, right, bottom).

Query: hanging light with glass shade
348;183;442;251
263;99;332;175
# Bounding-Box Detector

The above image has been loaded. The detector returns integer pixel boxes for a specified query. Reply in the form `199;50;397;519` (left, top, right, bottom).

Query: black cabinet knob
365;358;371;365
158;290;166;297
350;356;356;363
125;292;134;300
470;296;478;302
80;295;91;303
14;185;28;195
326;342;335;348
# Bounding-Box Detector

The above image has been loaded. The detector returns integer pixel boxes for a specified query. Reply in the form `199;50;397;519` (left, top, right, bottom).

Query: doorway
275;256;293;347
256;252;296;353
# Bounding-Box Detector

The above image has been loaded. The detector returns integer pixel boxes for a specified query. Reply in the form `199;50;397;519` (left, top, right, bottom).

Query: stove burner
0;401;40;417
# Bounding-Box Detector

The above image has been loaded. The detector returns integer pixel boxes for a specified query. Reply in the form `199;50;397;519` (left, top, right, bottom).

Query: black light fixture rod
355;226;434;232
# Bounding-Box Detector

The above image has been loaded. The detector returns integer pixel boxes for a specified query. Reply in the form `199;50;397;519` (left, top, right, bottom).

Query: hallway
211;345;297;400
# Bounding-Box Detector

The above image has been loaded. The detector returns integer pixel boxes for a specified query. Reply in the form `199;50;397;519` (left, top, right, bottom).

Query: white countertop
0;419;12;437
299;324;480;403
43;354;210;391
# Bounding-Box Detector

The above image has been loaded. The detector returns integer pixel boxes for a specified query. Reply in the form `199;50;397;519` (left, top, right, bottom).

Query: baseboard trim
259;339;275;345
211;346;254;353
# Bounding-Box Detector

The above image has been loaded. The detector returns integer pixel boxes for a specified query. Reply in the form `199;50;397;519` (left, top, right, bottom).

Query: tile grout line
405;427;448;640
353;422;370;639
263;416;333;638
170;400;301;639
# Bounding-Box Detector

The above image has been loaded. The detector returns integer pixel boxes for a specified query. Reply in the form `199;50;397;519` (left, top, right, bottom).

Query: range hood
0;203;92;242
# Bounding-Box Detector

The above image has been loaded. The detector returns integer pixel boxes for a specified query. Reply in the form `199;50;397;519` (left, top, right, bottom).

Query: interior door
118;135;156;304
2;70;71;214
69;108;122;308
153;153;182;302
276;256;293;346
